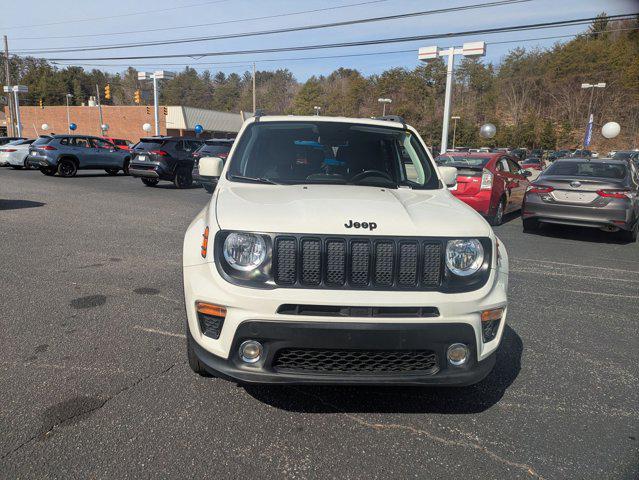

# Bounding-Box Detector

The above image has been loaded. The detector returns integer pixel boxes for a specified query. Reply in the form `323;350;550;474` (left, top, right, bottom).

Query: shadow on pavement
0;199;46;211
524;223;634;244
243;324;522;414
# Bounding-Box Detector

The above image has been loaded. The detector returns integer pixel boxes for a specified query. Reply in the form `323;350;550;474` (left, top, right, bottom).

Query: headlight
445;239;484;276
223;232;267;271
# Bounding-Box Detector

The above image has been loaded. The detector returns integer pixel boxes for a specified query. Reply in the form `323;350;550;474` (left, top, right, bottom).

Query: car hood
214;182;492;238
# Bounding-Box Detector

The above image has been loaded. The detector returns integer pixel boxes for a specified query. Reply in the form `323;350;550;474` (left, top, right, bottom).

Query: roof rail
374;115;406;128
253;109;266;122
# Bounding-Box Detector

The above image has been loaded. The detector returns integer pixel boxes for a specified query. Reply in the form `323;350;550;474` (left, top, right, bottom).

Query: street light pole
377;98;392;116
66;94;72;134
252;62;256;114
313;106;321;116
451;116;460;150
581;82;606;148
418;42;486;155
152;74;159;136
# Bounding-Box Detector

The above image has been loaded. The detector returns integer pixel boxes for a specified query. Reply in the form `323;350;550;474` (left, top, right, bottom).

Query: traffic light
104;83;111;100
163;106;167;115
146;106;150;115
134;89;141;104
39;98;43;109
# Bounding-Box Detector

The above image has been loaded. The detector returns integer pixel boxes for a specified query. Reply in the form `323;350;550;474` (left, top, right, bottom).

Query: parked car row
1;134;235;193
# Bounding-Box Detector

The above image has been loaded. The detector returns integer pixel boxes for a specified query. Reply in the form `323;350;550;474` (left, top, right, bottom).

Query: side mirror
521;170;533;177
438;166;458;187
199;156;224;178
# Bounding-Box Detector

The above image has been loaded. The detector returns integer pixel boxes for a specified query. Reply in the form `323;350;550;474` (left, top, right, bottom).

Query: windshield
33;137;52;146
196;143;232;157
435;155;491;168
134;139;167;151
543;161;627;179
612;151;636;160
227;121;438;189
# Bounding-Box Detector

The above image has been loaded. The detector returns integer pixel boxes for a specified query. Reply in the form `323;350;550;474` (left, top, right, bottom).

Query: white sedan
0;139;35;169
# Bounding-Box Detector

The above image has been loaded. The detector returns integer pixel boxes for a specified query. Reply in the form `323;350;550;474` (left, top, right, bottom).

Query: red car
103;137;132;151
519;157;544;171
435;153;532;225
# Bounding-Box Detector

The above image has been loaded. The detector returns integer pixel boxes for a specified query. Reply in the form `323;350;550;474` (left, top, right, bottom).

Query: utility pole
95;84;105;135
419;42;486;154
252;62;256;114
581;82;606;148
138;71;173;136
66;93;73;134
3;35;15;136
451;116;460;150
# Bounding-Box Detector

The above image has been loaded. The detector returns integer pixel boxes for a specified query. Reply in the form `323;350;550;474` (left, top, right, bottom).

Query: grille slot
273;348;439;374
273;235;443;290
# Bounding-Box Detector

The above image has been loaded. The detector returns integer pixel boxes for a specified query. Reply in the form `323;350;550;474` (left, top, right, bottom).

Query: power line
11;0;391;41
4;0;230;30
49;27;639;69
37;13;638;61
15;0;532;54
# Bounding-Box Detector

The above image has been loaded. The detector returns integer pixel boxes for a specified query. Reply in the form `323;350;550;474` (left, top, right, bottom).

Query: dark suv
191;139;234;193
128;137;203;188
26;135;131;177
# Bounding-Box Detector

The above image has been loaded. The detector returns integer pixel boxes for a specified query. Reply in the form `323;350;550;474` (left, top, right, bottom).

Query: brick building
4;105;246;141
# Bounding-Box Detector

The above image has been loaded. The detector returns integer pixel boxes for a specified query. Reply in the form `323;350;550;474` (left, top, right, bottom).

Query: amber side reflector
481;308;504;322
196;301;226;318
201;226;209;258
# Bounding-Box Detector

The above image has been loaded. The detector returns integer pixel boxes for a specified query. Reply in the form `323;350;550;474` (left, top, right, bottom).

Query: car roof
139;136;202;141
554;157;628;165
438;152;501;158
244;115;408;130
203;138;234;144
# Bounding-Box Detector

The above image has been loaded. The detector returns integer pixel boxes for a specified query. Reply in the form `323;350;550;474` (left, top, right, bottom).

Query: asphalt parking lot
0;168;637;479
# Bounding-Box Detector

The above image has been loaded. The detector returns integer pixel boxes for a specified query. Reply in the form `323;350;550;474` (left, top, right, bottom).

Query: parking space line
511;268;639;284
133;326;185;338
512;257;639;275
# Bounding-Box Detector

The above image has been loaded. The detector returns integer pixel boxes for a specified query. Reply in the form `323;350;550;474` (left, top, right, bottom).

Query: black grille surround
273;348;439;375
214;231;492;293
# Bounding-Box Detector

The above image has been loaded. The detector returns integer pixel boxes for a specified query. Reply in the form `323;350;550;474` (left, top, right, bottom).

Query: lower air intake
272;348;438;374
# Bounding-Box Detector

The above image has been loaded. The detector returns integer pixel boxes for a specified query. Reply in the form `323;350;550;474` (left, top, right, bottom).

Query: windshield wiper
229;174;278;185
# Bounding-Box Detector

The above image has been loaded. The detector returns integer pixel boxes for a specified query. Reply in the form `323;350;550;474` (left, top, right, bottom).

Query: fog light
447;343;469;366
239;340;262;363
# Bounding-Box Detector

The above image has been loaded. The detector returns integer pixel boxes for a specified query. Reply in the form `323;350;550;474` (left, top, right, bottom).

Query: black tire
57;158;78;177
105;168;119;175
123;159;130;175
618;224;638;243
173;167;193;189
489;197;506;226
203;182;216;194
522;218;540;232
186;326;211;377
23;158;31;170
141;177;159;187
40;166;57;176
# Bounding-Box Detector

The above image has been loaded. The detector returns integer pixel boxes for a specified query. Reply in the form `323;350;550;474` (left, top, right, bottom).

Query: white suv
183;115;509;385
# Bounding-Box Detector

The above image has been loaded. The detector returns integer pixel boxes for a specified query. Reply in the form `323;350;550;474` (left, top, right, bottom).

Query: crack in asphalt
0;362;181;462
293;388;545;479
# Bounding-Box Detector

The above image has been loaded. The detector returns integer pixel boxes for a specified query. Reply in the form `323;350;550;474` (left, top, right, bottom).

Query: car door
496;156;519;212
91;138;118;167
506;157;528;209
71;137;95;167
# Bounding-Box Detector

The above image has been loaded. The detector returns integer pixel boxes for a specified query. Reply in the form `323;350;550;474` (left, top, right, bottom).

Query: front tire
105;168;119;175
186;326;211;377
57;159;78;177
40;166;57;176
123;159;130;175
202;182;216;194
141;177;159;187
173;167;193;189
618;224;638;243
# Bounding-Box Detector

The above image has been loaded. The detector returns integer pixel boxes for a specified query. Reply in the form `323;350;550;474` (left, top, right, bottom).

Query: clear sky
2;0;637;80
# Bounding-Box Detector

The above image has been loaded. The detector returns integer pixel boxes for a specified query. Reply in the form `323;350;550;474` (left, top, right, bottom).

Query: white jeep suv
183;115;508;385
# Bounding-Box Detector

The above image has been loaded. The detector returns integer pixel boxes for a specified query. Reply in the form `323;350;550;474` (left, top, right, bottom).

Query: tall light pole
419;42;486;154
138;70;174;136
66;93;73;134
3;85;27;137
313;106;321;116
451;116;460;151
378;98;392;116
581;82;606;148
252;62;256;114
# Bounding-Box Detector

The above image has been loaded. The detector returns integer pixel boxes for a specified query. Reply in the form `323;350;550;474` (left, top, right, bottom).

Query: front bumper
191;320;496;385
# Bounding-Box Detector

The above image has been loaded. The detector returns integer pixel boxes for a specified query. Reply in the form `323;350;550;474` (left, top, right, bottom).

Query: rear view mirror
522;170;533;177
438;166;458;187
199;156;224;178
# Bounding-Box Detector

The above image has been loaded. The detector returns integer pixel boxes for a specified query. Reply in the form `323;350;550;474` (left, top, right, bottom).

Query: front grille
273;348;439;374
273;235;443;290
